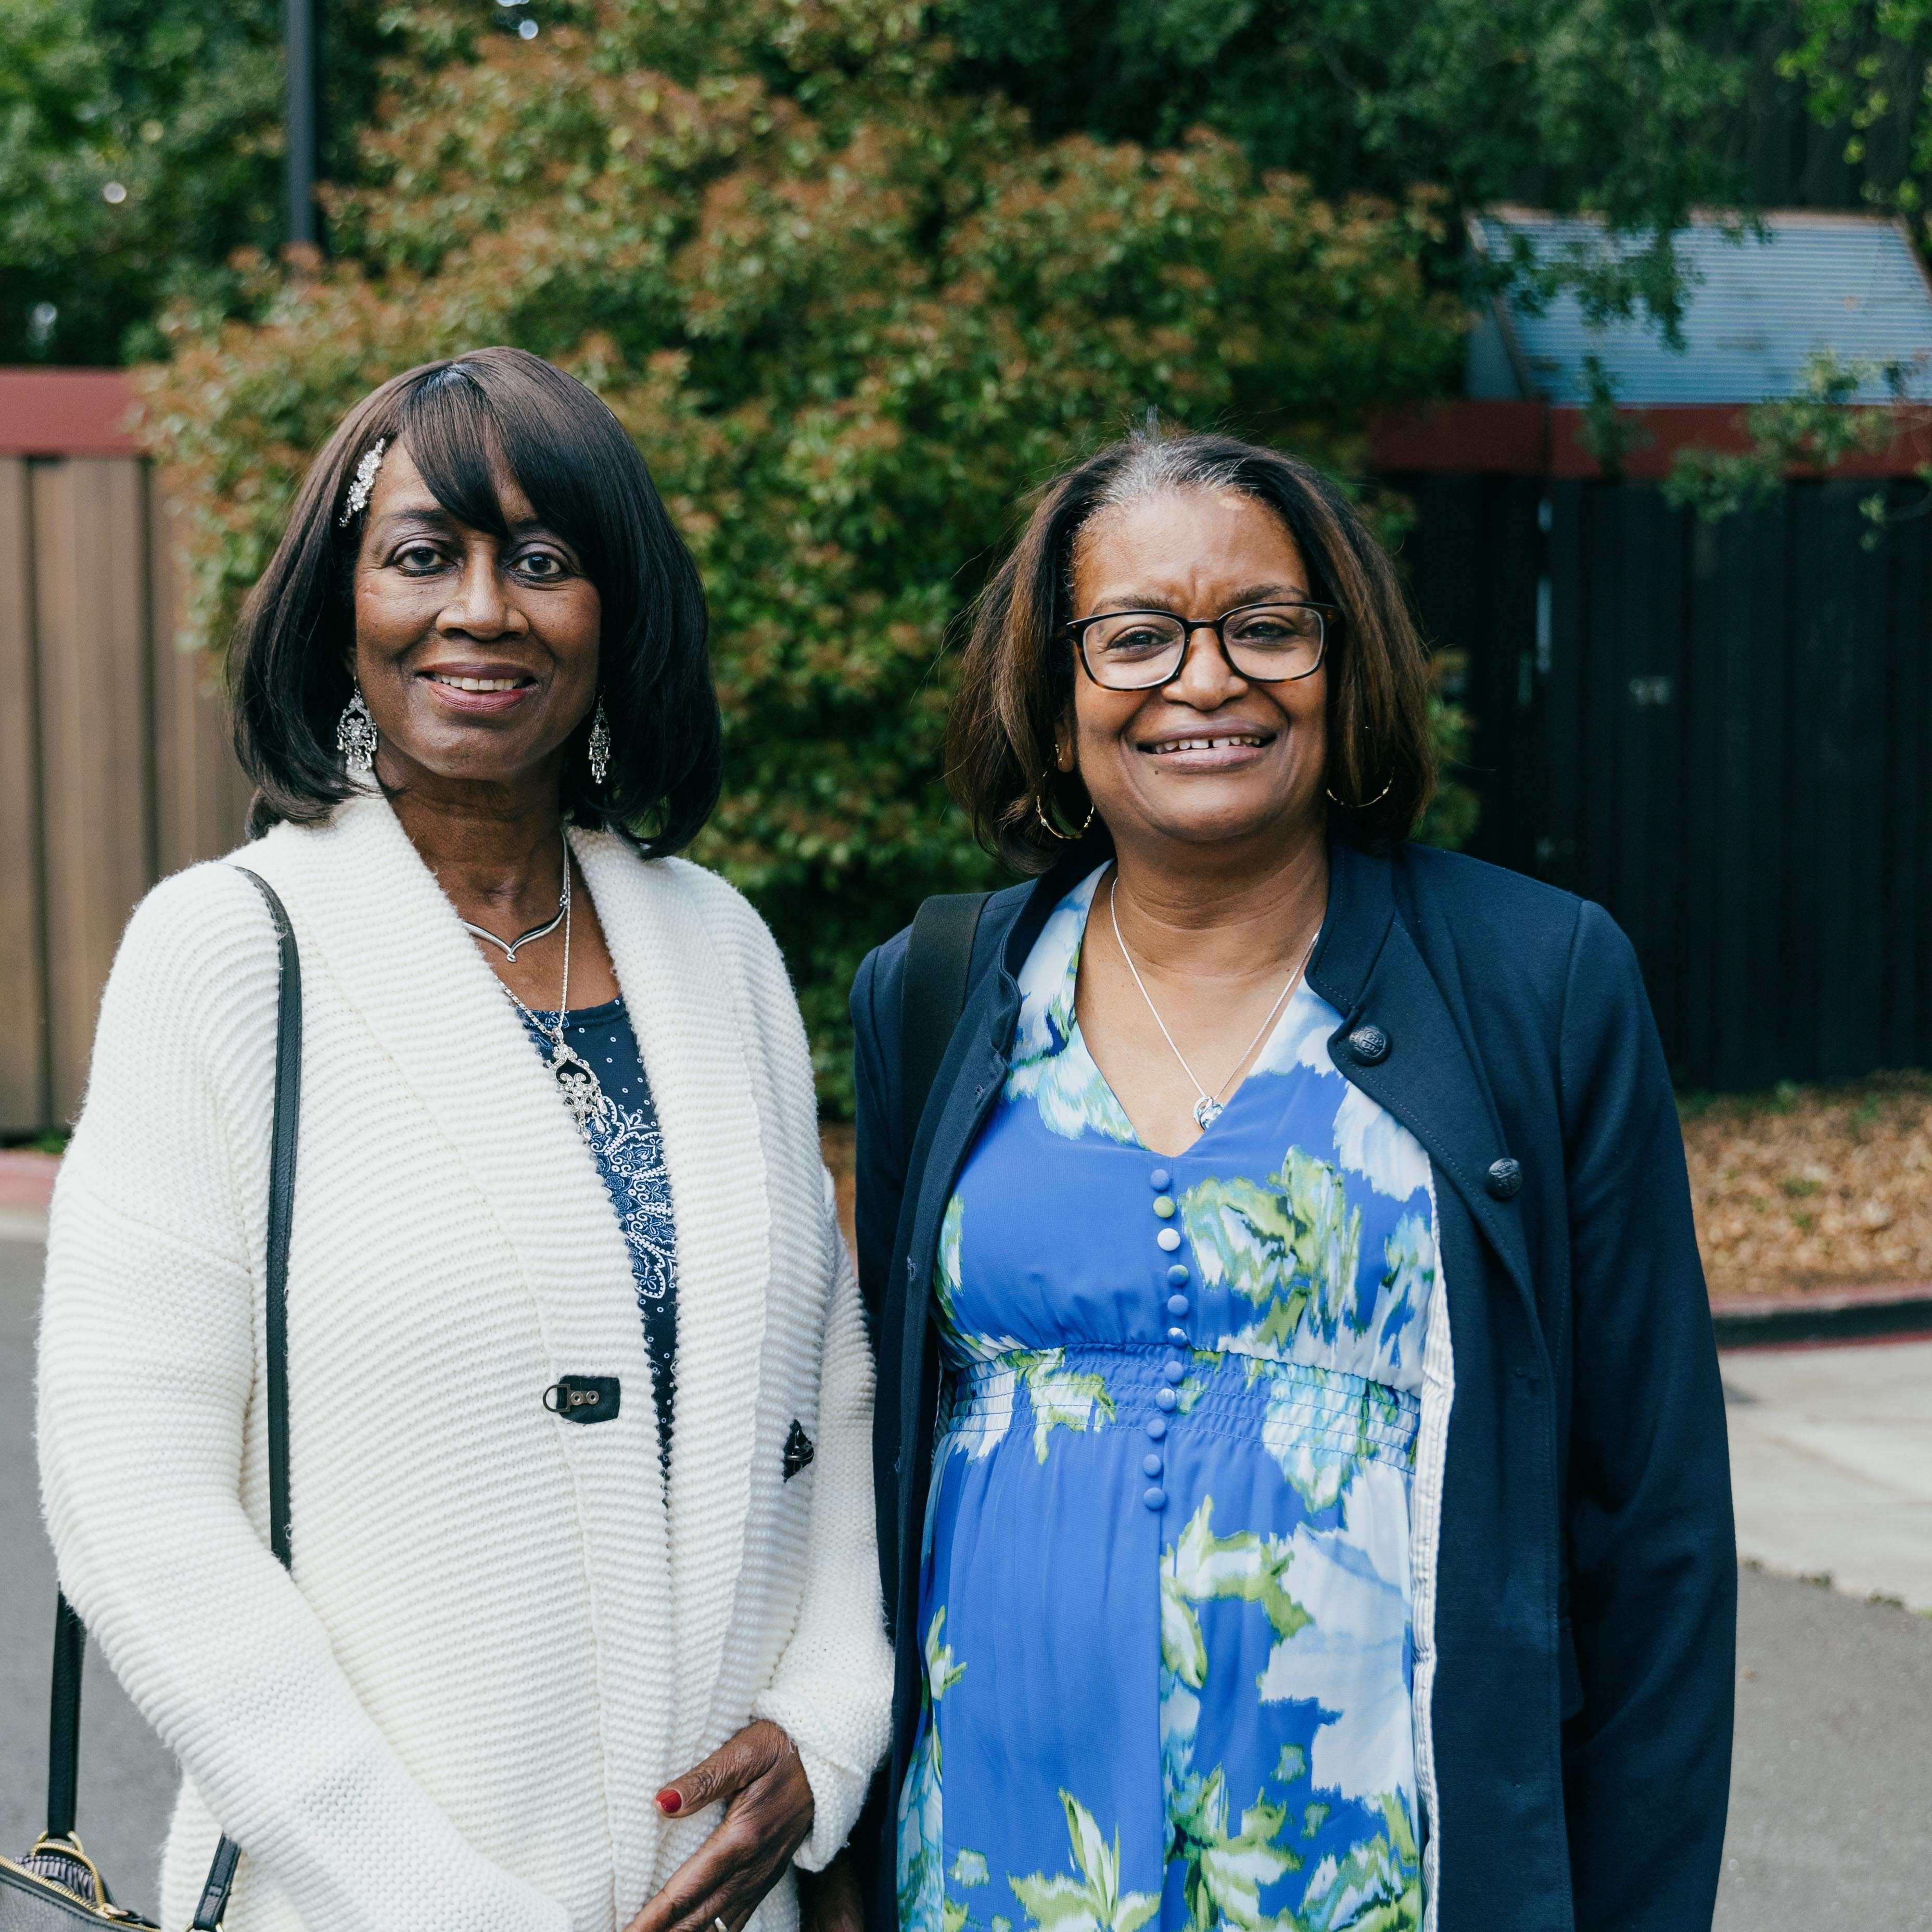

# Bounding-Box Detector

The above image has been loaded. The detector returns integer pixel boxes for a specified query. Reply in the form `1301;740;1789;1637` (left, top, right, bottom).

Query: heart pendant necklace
1106;869;1317;1137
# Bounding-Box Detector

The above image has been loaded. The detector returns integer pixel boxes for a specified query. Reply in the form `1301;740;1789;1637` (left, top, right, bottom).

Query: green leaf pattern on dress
1005;880;1137;1147
936;1192;1116;1462
1297;1796;1422;1932
1012;1793;1163;1932
1159;1501;1313;1932
900;1611;969;1932
1184;1150;1364;1357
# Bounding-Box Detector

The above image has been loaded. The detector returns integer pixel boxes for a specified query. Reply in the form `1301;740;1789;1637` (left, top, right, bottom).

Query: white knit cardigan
36;795;893;1932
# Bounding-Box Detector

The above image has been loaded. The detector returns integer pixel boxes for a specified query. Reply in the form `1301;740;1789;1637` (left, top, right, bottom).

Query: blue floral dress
898;867;1438;1932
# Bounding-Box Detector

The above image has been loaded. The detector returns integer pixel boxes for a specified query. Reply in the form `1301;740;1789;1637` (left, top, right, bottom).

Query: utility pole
285;0;322;250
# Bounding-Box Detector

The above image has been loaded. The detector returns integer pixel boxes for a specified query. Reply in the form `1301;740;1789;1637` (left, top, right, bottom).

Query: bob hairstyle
231;345;721;855
946;429;1437;872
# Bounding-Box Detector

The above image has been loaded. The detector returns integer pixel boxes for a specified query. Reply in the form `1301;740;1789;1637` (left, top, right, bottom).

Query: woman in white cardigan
36;347;892;1932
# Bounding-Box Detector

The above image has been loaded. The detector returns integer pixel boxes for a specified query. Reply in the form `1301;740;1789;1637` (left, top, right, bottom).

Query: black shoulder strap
43;866;301;1931
900;892;991;1148
43;1595;83;1844
236;869;301;1574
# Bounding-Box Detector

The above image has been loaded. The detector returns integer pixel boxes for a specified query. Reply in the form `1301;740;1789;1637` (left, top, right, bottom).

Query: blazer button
1348;1024;1390;1065
1486;1156;1523;1200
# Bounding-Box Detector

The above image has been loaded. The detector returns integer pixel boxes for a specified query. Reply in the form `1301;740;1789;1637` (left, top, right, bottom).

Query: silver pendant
551;1040;617;1140
1192;1096;1224;1131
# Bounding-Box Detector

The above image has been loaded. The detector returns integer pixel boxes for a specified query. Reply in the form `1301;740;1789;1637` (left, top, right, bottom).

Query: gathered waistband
936;1342;1419;1468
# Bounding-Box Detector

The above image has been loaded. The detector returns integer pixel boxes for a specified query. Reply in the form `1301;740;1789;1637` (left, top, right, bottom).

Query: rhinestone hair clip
339;438;388;527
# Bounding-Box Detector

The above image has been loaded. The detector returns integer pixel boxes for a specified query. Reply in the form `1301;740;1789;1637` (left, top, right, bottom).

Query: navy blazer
849;832;1735;1932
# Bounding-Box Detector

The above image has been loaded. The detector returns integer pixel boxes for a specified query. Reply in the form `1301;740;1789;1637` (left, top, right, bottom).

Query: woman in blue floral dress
899;859;1434;1932
853;429;1733;1932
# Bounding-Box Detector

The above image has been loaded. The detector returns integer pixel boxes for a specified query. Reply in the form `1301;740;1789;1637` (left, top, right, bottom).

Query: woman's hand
625;1721;815;1932
796;1853;863;1932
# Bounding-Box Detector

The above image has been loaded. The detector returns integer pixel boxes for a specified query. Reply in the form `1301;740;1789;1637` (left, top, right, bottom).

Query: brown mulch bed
1681;1074;1932;1301
825;1079;1932;1303
823;1123;858;1253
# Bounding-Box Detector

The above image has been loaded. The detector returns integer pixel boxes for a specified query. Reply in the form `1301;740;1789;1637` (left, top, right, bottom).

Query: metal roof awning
1468;208;1932;405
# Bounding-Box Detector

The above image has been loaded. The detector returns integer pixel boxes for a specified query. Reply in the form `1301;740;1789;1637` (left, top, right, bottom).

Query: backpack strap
899;892;992;1148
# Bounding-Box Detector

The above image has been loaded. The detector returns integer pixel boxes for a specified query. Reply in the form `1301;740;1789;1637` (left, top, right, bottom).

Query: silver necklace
459;837;569;960
486;844;618;1142
1105;869;1319;1133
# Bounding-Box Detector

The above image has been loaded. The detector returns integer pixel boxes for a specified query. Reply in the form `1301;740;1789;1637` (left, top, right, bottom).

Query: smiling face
1063;486;1328;861
350;440;603;795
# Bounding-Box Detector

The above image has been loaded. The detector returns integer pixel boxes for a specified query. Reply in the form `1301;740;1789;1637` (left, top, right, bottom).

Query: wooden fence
1;374;252;1136
6;376;1932;1132
1399;471;1932;1090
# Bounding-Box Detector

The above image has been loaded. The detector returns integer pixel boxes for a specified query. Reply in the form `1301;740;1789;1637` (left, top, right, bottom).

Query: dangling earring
1324;775;1394;809
1034;773;1096;842
588;698;611;786
336;680;377;778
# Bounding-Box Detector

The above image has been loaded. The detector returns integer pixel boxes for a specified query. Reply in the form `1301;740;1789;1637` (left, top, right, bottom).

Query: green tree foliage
5;0;1863;364
136;0;1466;1103
939;0;1788;331
0;0;469;363
1783;0;1932;220
1662;347;1930;542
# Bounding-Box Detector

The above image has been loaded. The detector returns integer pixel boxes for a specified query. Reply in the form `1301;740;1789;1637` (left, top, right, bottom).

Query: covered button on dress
898;865;1440;1932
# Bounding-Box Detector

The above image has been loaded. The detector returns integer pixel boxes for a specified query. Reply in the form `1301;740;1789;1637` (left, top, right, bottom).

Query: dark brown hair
946;429;1436;872
231;345;721;855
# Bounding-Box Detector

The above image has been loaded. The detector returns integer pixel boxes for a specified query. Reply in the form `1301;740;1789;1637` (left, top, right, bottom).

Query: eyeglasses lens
1082;606;1325;689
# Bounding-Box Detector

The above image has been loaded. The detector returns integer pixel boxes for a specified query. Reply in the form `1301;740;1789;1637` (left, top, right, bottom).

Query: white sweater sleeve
36;869;570;1932
751;1172;894;1870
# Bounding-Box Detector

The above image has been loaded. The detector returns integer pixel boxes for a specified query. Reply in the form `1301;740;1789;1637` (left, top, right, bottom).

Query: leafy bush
136;0;1466;1107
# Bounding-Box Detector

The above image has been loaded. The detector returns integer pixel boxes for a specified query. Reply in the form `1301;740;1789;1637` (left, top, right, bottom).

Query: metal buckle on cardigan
543;1376;621;1423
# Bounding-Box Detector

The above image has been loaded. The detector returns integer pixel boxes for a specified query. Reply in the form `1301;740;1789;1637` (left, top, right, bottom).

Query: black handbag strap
43;866;301;1930
43;1595;84;1844
240;869;301;1575
899;892;990;1148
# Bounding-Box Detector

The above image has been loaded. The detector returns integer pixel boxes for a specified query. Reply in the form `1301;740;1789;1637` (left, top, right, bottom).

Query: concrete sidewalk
1722;1337;1932;1612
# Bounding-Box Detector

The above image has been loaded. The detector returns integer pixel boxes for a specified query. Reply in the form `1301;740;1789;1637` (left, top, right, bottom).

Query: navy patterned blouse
519;997;678;1474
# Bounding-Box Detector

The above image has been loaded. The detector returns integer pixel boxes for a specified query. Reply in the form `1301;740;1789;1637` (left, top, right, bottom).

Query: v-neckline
1058;873;1318;1161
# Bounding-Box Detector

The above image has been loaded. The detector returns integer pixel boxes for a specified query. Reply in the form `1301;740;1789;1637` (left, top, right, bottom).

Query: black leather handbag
1;869;302;1932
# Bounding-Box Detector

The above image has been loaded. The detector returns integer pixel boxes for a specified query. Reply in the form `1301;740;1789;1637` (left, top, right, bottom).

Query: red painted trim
1368;401;1549;474
0;1150;59;1210
6;370;1927;480
1369;400;1932;480
0;368;139;457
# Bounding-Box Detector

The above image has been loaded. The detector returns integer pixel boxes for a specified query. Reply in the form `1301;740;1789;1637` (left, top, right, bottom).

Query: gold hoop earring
1035;780;1096;842
1325;776;1394;809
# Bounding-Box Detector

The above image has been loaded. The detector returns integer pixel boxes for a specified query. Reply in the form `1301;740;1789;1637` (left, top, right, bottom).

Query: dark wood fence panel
0;456;249;1137
1396;475;1546;878
1396;473;1932;1089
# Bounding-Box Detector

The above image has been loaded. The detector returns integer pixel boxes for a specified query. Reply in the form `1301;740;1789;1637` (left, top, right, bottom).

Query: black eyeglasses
1065;601;1335;691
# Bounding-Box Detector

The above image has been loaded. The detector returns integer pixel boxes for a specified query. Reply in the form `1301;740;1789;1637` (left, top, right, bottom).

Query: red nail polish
657;1789;682;1815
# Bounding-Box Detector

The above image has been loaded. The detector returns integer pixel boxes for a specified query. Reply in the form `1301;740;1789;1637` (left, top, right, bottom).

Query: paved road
2;1234;176;1914
2;1233;1928;1923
